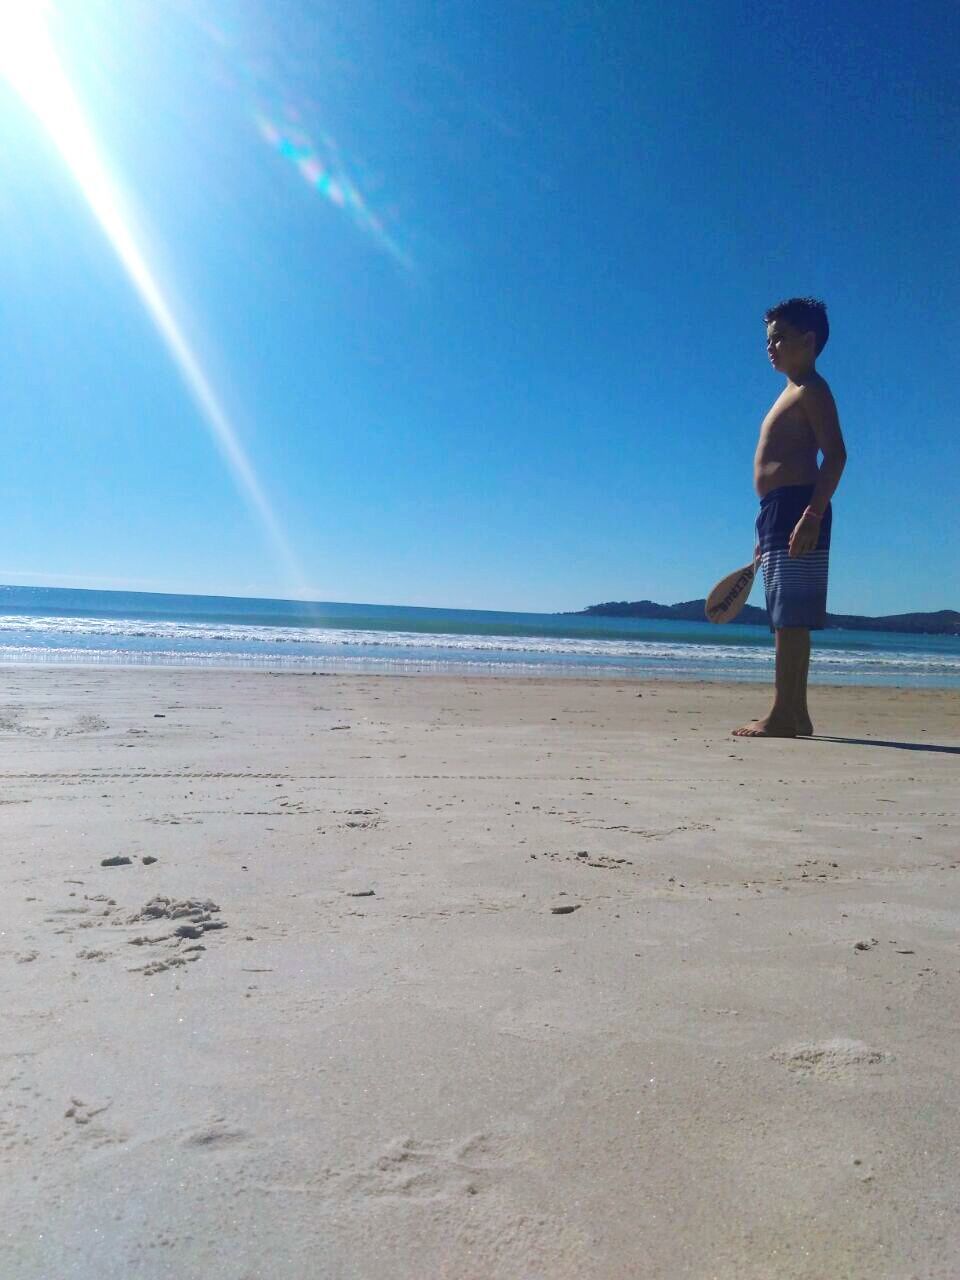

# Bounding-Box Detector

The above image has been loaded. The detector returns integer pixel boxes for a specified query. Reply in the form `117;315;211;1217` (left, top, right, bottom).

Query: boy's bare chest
756;390;812;455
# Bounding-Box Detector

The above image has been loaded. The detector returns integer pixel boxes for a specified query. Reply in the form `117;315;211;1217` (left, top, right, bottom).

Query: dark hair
764;297;829;355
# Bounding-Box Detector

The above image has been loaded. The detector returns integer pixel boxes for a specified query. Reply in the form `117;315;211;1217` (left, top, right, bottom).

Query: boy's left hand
788;512;820;557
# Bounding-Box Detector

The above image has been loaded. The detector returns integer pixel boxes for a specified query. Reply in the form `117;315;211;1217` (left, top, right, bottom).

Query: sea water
1;584;958;687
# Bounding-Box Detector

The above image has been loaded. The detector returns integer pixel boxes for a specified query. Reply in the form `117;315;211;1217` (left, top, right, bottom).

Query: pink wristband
803;505;822;520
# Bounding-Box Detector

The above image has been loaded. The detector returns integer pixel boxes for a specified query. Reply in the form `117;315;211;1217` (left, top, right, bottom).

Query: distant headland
571;600;960;636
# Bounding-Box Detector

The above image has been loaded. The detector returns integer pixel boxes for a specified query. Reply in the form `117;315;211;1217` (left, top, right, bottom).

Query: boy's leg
796;632;813;735
733;627;809;737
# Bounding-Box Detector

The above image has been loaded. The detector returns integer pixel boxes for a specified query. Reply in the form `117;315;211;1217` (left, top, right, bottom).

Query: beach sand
2;666;959;1279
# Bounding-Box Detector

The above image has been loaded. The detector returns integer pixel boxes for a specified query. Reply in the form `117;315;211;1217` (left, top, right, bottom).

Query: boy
734;297;847;737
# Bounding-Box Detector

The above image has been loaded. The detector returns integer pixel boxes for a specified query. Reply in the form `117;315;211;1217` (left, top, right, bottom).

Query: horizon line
0;578;955;624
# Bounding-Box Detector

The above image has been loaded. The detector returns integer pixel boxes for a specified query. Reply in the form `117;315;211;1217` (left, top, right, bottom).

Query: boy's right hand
788;511;821;558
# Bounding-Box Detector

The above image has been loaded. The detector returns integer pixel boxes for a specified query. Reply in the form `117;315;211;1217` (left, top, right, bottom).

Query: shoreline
2;658;958;690
3;668;959;1277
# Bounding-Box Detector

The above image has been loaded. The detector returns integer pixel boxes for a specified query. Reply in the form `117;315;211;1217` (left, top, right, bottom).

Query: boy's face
766;319;814;374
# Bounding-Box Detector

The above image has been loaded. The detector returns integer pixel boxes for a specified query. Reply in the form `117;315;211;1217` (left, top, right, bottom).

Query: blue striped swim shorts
756;484;831;631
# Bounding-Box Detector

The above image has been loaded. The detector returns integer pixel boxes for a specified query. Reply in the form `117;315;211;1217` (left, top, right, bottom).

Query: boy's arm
788;380;847;557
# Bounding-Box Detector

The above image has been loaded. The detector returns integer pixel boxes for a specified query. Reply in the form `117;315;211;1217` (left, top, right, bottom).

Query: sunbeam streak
0;2;304;590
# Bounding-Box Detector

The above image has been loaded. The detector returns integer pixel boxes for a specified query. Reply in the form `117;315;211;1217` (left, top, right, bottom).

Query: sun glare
0;1;304;590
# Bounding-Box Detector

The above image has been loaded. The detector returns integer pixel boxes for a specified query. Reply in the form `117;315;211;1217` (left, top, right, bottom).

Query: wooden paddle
705;554;760;623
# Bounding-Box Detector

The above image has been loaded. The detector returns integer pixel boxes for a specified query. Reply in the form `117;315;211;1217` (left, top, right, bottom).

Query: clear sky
1;0;958;615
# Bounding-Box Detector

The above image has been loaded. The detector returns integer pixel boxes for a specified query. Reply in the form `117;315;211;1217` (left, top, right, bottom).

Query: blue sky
1;0;958;614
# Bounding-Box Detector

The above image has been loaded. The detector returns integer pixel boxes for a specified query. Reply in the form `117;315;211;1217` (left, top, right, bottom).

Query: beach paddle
705;555;760;624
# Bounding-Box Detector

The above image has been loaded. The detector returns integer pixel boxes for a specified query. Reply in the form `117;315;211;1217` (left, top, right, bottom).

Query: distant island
572;599;960;636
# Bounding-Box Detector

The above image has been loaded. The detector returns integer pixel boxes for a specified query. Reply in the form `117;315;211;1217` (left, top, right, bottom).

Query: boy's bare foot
732;713;798;737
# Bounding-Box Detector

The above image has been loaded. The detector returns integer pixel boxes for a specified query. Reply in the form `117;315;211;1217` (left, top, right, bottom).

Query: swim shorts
756;484;831;631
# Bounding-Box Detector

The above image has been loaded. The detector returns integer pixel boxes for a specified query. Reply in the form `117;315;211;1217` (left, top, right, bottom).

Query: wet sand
2;667;959;1278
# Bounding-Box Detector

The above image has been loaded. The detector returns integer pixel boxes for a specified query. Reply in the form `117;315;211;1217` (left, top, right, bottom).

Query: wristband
802;505;822;521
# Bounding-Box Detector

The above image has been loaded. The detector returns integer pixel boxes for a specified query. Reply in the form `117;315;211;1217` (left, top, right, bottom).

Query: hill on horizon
573;599;960;636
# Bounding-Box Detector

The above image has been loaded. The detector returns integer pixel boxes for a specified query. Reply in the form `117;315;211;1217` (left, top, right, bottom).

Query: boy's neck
784;360;817;387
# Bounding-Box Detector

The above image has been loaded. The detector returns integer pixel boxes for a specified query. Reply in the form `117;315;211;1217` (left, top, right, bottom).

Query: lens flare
254;113;412;271
0;2;305;591
184;8;412;271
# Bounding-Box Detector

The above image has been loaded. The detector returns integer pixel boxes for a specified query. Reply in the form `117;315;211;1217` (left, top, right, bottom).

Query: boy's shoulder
797;371;836;410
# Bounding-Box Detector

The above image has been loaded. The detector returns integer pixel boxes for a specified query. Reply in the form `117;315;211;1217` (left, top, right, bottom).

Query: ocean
1;584;959;687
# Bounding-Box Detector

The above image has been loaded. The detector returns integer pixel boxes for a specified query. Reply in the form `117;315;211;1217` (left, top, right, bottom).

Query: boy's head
764;297;829;375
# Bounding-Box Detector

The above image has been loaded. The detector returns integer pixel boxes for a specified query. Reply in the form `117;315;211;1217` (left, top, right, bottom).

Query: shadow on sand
808;735;960;756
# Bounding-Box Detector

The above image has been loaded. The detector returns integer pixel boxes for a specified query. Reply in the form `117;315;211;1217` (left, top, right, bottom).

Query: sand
1;666;959;1279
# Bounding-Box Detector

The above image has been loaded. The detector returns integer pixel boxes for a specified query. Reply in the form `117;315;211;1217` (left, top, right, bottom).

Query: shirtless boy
734;297;847;737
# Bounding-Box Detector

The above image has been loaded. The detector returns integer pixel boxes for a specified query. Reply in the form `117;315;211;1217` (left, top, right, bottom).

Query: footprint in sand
64;1097;111;1126
340;808;382;830
181;1121;249;1150
37;895;227;974
341;1131;513;1201
0;713;43;737
0;711;109;737
58;714;109;737
63;1097;127;1147
126;896;226;973
770;1039;892;1079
